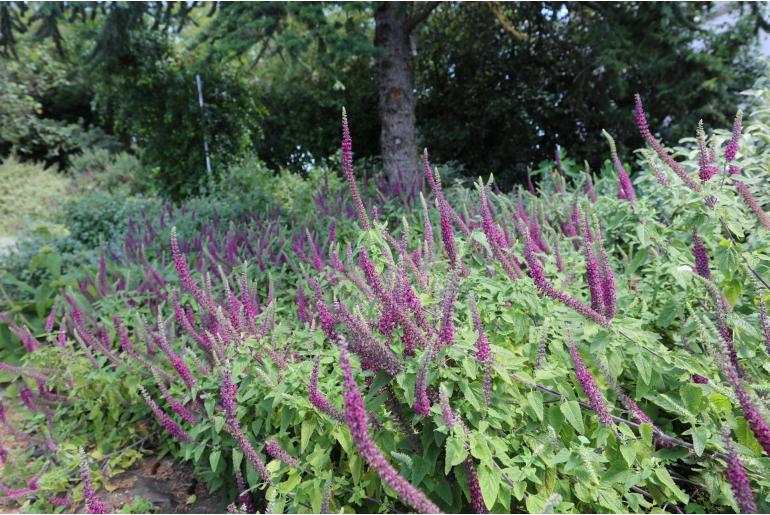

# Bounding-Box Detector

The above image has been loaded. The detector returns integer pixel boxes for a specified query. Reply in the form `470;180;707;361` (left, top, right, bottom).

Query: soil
1;394;225;514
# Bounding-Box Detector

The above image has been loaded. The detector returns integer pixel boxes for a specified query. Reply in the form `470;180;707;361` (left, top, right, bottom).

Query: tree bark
374;2;420;184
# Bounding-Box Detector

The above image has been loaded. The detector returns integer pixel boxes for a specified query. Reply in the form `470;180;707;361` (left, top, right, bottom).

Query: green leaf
691;427;709;457
470;433;492;462
619;443;636;467
478;465;500;511
654;467;689;504
527;390;544;421
634;353;651;385
301;418;315;453
209;449;221;471
445;435;467;475
560;401;584;434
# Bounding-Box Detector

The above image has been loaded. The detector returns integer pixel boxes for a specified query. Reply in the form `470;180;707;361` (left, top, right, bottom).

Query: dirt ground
1;395;225;514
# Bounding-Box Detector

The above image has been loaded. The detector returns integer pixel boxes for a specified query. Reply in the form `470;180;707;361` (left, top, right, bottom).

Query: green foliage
90;27;264;200
0;156;71;236
415;2;768;188
68;148;147;194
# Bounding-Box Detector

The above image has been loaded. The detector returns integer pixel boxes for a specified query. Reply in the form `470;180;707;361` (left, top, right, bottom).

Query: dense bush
2;87;770;515
0;156;71;236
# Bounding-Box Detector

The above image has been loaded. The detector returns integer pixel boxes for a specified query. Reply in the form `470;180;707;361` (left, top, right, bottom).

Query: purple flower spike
733;180;770;230
414;352;432;417
758;291;770;358
310;279;336;340
523;237;611;328
581;216;604;314
464;457;488;514
45;305;57;333
723;433;757;513
139;385;190;443
725;110;743;162
635;95;702;192
567;339;613;427
221;370;239;420
603;130;636;207
338;343;441;513
439;197;458;268
692;230;712;280
341;108;370;231
309;355;344;421
697;121;719;183
265;439;300;468
80;449;108;514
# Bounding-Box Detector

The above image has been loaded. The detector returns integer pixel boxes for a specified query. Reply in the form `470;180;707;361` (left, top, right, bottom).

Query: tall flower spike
339;342;442;513
593;219;616;318
79;449;108;514
725;110;743;162
697;120;718;183
341;108;370;230
265;439;300;468
723;432;757;513
692;230;712;279
634;94;702;192
523;237;610;328
567;339;613;427
309;355;344;421
758;289;770;357
139;385;190;443
602;129;636;206
733;180;770;230
414;348;432;416
438;197;458;268
581;214;604;314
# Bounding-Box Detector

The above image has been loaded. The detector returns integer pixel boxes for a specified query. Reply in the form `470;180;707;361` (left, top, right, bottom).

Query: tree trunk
375;2;418;184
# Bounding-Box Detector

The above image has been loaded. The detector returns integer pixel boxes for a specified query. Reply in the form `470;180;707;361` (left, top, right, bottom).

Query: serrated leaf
478;465;500;511
634;353;651;385
527;390;544;421
445;435;467;475
560;401;584;434
691;427;709;457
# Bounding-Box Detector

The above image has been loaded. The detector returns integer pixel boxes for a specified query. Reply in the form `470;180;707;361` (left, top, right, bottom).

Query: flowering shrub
2;90;770;514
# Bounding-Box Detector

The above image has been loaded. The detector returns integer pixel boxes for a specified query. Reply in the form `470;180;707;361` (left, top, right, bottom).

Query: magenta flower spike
567;339;613;427
634;94;702;192
44;305;57;333
692;230;712;280
79;449;108;514
309;355;344;421
464;457;488;514
603;129;636;206
758;291;770;357
723;433;757;513
235;467;255;514
439;197;458;268
479;188;523;280
725;110;743;162
697;121;718;183
225;418;272;484
733;180;770;230
139;385;190;443
593;222;617;318
341;108;370;231
469;298;490;365
523;237;611;328
338;343;441;513
581;215;604;314
584;173;598;203
414;350;432;417
310;279;337;340
265;439;300;468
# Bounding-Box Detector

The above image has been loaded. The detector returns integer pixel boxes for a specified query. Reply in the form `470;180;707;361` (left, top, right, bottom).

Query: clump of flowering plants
3;92;770;514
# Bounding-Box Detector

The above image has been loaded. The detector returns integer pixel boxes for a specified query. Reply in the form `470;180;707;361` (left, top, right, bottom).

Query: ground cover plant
1;88;770;515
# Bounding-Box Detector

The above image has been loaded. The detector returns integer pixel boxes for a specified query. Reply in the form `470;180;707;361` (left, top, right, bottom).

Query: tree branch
405;1;439;34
